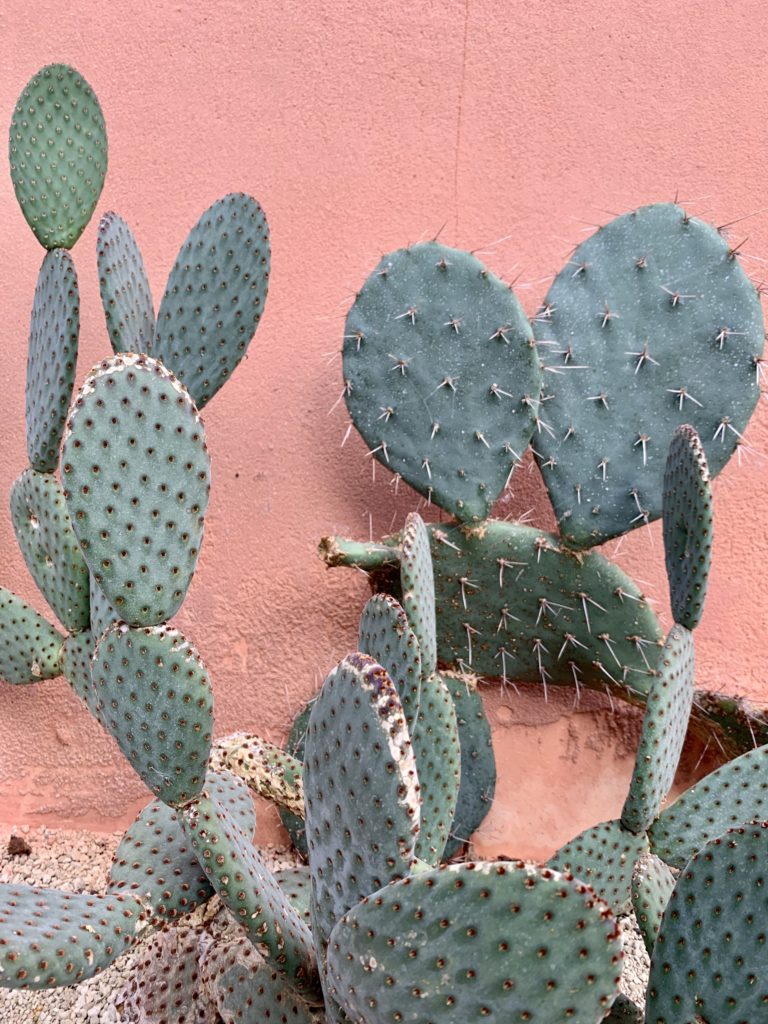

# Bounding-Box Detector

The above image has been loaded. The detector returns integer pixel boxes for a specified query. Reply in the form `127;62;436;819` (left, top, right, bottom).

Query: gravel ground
0;826;650;1022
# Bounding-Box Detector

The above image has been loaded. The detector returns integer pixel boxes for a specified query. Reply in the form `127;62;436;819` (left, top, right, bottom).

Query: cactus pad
663;424;713;630
210;732;304;816
107;796;214;923
89;573;119;641
649;743;768;868
343;241;540;522
26;249;79;473
620;624;695;834
97;211;155;355
62;354;211;626
153;193;270;409
533;203;762;548
630;852;675;957
646;822;768;1022
0;884;143;989
9;64;107;249
60;629;96;711
91;624;214;805
548;818;650;914
358;593;421;725
10;469;90;631
0;587;63;684
326;861;622;1024
442;670;496;857
400;511;437;677
180;774;318;994
304;653;420;956
273;866;312;927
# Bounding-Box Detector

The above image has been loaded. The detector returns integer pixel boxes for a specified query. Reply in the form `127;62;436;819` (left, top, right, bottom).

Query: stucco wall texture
2;0;767;862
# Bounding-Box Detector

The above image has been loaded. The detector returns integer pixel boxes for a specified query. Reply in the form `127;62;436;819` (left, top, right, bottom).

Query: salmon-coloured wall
1;0;767;860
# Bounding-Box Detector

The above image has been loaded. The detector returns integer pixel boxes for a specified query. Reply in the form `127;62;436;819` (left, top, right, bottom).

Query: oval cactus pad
97;211;155;355
533;203;762;548
62;354;210;626
9;64;107;250
343;241;541;522
92;624;214;806
326;861;622;1024
0;587;63;685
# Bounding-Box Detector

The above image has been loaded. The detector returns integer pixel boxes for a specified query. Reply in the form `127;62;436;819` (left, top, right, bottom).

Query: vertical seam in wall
453;0;471;242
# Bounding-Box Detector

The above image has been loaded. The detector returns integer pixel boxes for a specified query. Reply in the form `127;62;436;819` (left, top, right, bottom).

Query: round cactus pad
97;211;155;355
620;623;695;834
630;852;675;957
10;469;90;631
26;249;79;473
0;884;143;989
9;64;107;249
304;653;420;956
108;796;214;923
91;624;214;806
663;424;713;630
153;193;270;409
326;861;622;1024
0;587;63;685
62;354;210;626
649;743;768;869
533;203;762;548
400;510;437;677
646;822;768;1023
343;241;541;523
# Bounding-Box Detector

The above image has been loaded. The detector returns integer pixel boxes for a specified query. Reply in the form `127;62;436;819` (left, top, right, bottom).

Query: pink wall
1;0;767;859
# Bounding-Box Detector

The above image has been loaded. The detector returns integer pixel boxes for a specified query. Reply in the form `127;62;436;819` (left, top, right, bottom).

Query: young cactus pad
400;510;437;677
533;203;762;548
325;861;622;1024
9;64;107;250
0;587;63;684
61;354;211;626
97;211;156;355
26;249;80;473
343;241;541;523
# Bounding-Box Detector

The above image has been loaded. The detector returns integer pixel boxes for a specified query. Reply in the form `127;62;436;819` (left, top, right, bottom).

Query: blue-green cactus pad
621;624;695;834
273;866;312;927
326;861;622;1024
60;629;96;711
304;653;420;957
10;469;90;631
646;822;768;1023
62;354;211;626
400;511;437;677
0;587;63;684
0;884;143;990
343;241;541;522
26;249;79;473
663;424;713;630
89;573;119;642
548;818;650;914
9;64;107;250
97;211;155;355
630;852;675;958
108;796;214;923
533;203;762;548
153;193;270;409
358;592;421;726
92;624;214;806
649;743;768;869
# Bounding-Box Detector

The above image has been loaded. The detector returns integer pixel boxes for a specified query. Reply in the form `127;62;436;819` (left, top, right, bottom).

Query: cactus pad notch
62;354;211;626
343;241;541;523
97;211;155;355
533;202;762;548
9;64;107;250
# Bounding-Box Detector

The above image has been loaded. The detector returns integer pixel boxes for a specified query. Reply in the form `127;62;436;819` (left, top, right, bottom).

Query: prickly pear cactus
97;211;156;355
0;587;63;684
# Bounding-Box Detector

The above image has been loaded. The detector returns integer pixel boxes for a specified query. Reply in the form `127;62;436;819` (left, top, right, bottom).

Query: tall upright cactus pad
9;64;107;250
180;773;318;996
10;469;90;631
533;203;762;548
663;425;713;630
646;822;768;1022
26;249;79;473
62;354;211;626
153;193;270;409
0;587;63;684
400;511;437;676
343;241;541;523
358;593;422;726
91;624;214;806
97;211;155;355
304;654;420;959
620;624;695;834
326;862;622;1024
630;852;675;958
649;743;768;869
107;797;214;923
0;884;143;989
